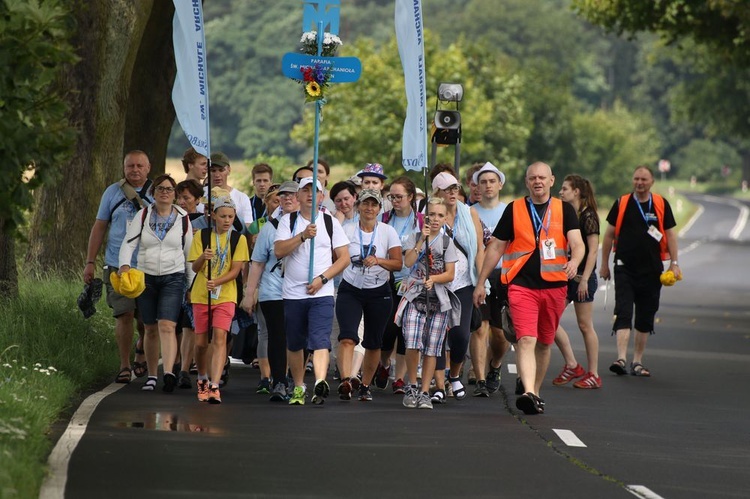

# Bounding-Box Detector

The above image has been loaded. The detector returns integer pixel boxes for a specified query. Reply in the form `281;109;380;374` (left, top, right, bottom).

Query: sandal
141;376;157;391
609;358;627;376
449;377;466;400
516;392;545;415
132;348;147;378
630;362;651;377
115;367;132;384
430;389;446;404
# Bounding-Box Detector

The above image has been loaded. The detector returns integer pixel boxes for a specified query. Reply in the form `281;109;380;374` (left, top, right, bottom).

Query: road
43;194;750;499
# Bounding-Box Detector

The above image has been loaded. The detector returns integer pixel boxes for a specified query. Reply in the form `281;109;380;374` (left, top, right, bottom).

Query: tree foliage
0;0;76;234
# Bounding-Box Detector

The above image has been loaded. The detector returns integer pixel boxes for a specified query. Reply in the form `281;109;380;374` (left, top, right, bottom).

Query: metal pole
308;21;324;284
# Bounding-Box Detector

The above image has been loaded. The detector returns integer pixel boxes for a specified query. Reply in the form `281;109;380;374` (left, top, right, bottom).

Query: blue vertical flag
395;0;427;172
172;0;211;157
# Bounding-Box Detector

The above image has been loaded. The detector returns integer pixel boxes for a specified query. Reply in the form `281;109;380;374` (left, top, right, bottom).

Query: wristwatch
318;274;329;284
671;261;679;266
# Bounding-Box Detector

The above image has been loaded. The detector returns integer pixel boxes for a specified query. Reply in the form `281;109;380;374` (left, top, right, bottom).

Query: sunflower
305;81;322;97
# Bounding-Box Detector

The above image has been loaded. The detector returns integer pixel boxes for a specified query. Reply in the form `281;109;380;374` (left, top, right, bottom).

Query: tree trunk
26;1;158;271
742;148;750;185
123;0;177;175
0;219;18;300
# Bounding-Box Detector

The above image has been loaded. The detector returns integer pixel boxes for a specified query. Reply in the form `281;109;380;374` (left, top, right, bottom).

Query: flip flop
609;358;627;376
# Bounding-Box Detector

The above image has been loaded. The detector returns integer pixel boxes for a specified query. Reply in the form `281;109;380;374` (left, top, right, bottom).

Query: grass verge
0;273;117;499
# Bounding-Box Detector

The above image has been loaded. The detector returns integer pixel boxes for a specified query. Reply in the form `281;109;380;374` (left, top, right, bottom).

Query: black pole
207;156;213;342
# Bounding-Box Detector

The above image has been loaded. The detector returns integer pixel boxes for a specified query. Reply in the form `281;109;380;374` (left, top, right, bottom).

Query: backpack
196;228;245;303
110;179;152;219
289;211;336;263
127;207;189;248
381;209;425;229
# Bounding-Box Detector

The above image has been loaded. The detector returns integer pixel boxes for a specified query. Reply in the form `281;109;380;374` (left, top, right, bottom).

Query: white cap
298;177;324;192
432;172;460;191
472;161;506;185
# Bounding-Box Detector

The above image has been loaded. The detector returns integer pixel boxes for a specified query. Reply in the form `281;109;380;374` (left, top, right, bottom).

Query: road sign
282;53;361;83
658;159;671;173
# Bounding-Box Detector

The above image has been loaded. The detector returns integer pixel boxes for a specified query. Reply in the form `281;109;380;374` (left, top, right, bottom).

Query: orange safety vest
501;197;568;285
614;193;669;260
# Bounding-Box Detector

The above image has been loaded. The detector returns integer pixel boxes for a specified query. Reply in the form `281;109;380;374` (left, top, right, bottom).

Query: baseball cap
210;152;230;168
277;180;299;194
298;177;323;191
472;161;506;185
432;172;460;191
358;163;387;180
356;189;383;206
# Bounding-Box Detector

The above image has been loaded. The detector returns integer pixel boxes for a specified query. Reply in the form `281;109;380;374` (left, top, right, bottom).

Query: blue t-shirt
387;213;422;282
473;201;507;269
251;219;283;302
95;182;154;267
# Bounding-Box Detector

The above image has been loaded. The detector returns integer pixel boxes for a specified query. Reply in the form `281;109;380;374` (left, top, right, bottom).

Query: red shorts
192;302;235;334
508;285;567;345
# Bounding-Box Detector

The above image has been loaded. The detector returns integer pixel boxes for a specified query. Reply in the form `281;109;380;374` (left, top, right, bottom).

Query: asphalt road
46;194;750;499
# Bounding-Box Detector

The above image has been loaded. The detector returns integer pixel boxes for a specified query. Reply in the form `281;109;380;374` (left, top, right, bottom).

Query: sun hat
356;189;383;206
472;161;506;185
357;163;388;180
110;269;146;299
432;172;460;191
298;177;324;191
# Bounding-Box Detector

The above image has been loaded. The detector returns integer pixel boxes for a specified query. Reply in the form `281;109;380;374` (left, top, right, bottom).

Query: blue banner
281;53;362;83
395;0;427;171
172;0;211;157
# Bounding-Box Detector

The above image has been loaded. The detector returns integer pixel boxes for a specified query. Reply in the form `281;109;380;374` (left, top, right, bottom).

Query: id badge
542;239;556;260
647;225;663;242
209;285;222;300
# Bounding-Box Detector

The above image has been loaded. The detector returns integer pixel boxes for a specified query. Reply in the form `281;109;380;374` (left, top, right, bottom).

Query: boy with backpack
188;190;250;404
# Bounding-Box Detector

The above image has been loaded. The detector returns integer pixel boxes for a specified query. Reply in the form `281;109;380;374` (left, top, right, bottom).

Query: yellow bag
111;269;146;298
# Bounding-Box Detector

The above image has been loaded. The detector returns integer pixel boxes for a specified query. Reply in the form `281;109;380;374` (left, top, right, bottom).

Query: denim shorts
566;273;598;304
137;272;185;325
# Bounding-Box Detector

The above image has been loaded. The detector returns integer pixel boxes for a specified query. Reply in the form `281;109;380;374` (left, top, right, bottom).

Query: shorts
284;296;335;352
401;301;450;357
137;272;185;325
192;302;236;334
104;266;136;318
480;269;507;328
613;266;661;333
508;284;567;345
566;273;598;304
335;280;392;350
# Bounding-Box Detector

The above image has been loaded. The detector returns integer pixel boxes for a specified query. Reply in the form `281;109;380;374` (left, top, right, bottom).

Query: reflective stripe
541;263;565;272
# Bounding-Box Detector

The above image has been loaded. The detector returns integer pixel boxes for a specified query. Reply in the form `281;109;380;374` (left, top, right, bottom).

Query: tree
25;0;177;272
0;0;77;297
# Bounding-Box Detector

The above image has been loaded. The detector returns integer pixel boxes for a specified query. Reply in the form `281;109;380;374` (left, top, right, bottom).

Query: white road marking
507;363;517;374
552;428;587;447
730;203;749;240
678;203;703;237
626;485;666;499
39;383;126;499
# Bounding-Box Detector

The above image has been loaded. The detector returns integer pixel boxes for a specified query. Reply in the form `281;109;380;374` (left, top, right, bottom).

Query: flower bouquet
300;30;342;57
299;63;333;103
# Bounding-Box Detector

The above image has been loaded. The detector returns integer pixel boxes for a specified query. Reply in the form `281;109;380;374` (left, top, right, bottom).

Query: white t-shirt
274;211;349;299
341;221;401;289
199;186;254;227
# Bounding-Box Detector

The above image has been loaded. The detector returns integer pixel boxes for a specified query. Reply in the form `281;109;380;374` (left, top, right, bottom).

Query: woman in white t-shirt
335;189;402;402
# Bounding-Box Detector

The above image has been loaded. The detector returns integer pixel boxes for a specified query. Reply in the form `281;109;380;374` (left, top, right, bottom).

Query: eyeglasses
156;186;175;193
278;192;296;198
443;185;459;193
387;194;406;201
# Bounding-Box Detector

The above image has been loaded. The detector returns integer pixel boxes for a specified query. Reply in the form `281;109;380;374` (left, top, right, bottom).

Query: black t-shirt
576;207;600;274
493;197;580;289
606;194;676;274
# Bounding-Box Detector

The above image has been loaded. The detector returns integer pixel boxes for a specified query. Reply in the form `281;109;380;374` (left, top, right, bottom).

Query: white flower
34;363;42;367
2;363;11;368
47;366;57;372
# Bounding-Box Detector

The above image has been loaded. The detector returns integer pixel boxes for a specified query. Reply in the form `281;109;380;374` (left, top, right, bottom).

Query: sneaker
207;384;222;404
333;366;341;381
402;386;418;408
473;380;490;397
196;379;209;402
358;384;373;401
573;372;602;389
219;357;230;387
392;378;406;395
467;366;477;385
350;375;361;392
417;392;433;409
311;379;330;405
486;365;501;393
289;385;306;405
178;370;192;389
430;389;446;405
338;379;352;401
256;377;271;394
305;360;313;373
515;377;525;395
270;382;288;402
162;372;176;393
189;362;198;375
553;364;586;386
373;363;390;390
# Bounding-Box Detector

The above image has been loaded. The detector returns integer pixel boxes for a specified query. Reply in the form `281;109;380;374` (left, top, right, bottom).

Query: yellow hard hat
660;270;676;286
111;269;146;298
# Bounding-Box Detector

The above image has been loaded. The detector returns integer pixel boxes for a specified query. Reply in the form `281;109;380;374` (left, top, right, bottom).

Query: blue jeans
137;272;185;324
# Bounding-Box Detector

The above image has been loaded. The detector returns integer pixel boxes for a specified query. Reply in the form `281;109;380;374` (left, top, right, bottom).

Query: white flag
395;0;427;172
172;0;210;157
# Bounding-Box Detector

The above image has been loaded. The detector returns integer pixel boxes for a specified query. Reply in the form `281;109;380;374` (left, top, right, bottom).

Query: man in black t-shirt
600;165;681;378
474;162;584;415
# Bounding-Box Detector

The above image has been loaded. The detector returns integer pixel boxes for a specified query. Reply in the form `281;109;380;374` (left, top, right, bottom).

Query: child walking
395;197;460;409
188;190;249;404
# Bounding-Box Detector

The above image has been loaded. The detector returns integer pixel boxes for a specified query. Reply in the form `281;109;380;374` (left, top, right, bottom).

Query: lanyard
528;198;551;242
251;196;266;222
390;211;414;239
359;222;378;261
634;193;653;227
214;232;229;275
